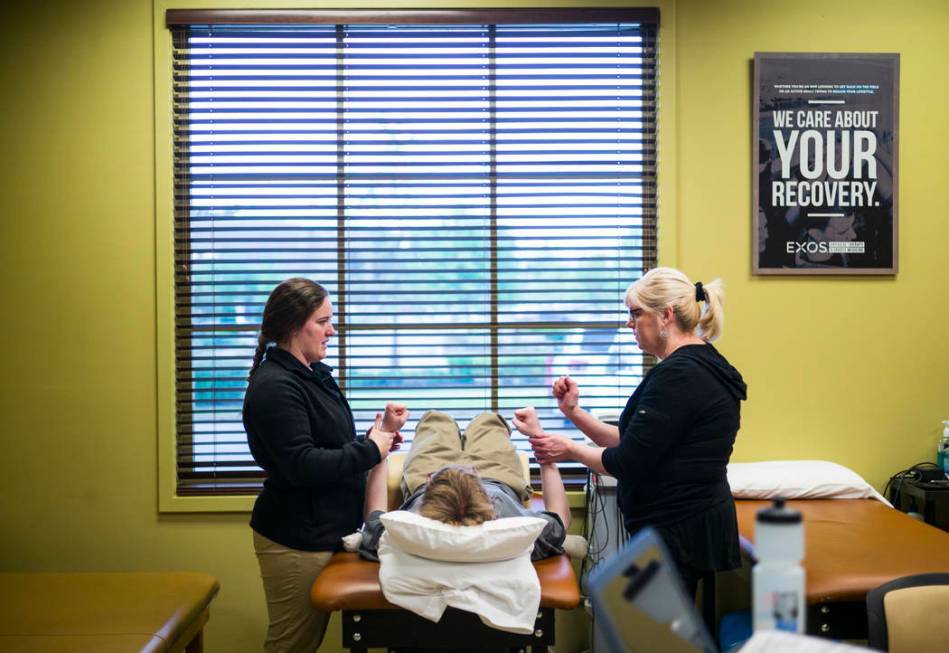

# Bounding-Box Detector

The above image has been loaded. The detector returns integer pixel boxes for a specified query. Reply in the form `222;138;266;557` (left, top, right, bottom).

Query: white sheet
377;533;541;634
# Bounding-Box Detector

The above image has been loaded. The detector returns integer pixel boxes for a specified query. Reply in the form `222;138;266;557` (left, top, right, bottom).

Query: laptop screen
586;526;718;653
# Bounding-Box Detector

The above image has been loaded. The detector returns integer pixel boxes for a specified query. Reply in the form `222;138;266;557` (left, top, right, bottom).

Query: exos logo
786;241;829;254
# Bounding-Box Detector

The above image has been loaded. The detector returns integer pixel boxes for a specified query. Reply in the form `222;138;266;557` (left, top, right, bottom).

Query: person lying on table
355;409;570;561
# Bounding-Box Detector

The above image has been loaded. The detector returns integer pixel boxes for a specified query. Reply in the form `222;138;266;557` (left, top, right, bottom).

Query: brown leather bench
736;498;949;639
312;552;580;652
0;571;220;653
311;452;581;652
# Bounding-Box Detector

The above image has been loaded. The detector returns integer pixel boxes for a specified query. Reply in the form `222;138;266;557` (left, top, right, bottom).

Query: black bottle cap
756;497;802;524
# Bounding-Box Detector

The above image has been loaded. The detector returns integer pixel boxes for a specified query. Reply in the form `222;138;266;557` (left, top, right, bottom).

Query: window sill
159;493;255;513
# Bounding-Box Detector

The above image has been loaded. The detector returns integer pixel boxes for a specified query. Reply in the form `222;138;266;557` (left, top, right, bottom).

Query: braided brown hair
248;278;328;380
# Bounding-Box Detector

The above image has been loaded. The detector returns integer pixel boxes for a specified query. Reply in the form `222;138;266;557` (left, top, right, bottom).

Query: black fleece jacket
243;347;381;551
602;343;747;532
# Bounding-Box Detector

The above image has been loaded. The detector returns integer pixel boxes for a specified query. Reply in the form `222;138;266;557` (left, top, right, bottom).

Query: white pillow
727;460;891;505
379;510;547;563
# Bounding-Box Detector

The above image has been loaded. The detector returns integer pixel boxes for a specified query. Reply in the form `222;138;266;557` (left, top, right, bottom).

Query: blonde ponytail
625;267;727;341
697;278;725;341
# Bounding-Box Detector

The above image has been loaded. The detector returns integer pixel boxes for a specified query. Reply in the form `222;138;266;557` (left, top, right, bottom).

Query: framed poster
753;53;899;275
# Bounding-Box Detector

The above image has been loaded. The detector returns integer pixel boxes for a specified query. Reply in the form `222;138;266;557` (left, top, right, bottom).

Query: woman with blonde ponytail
243;277;409;652
518;267;747;598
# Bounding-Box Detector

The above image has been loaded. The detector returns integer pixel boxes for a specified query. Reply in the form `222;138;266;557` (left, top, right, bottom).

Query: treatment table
735;498;949;639
311;551;580;652
311;452;582;652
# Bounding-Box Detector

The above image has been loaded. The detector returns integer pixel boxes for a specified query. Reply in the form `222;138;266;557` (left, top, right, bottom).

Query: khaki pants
253;530;333;653
401;410;531;503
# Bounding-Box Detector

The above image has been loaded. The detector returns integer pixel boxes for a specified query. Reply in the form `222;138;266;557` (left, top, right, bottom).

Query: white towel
377;533;541;634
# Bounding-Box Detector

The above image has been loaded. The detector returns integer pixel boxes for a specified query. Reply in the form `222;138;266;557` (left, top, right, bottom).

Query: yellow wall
0;1;947;651
674;0;949;481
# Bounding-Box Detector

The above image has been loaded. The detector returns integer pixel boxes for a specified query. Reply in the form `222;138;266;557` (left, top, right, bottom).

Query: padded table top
0;571;220;653
735;499;949;603
311;552;581;612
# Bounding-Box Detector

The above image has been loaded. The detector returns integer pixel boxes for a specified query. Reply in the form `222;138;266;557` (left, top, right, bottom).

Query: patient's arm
514;403;619;448
364;458;388;520
539;462;570;529
513;408;572;528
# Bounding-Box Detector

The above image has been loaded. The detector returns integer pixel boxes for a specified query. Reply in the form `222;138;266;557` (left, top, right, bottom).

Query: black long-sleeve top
601;343;747;572
243;346;381;551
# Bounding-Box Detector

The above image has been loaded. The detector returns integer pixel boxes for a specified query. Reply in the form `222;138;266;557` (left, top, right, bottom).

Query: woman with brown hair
243;277;407;652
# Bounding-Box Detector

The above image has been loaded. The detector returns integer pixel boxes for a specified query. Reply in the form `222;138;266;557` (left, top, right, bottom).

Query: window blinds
169;9;658;495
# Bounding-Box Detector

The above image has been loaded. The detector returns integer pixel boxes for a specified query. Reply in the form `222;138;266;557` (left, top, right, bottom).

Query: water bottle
752;499;805;634
938;420;949;477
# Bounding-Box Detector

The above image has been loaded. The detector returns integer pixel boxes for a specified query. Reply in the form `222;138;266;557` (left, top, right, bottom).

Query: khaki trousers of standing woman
253;530;333;652
400;410;532;503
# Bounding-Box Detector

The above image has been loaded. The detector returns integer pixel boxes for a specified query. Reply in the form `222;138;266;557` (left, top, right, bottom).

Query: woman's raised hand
381;402;410;432
512;406;543;437
551;375;580;417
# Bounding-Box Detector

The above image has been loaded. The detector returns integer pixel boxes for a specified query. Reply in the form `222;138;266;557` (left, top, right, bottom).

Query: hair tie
695;282;706;302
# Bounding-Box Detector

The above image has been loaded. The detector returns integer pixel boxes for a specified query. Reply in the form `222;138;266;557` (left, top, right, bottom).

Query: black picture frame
753;53;899;275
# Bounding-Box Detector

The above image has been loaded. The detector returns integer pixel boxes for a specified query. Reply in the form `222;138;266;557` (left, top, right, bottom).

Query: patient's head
419;466;496;526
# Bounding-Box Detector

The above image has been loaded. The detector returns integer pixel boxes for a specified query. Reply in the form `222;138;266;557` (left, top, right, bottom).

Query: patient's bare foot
512;406;543;437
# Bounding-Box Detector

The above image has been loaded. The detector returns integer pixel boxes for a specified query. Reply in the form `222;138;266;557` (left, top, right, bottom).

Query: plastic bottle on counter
752;498;805;634
938;420;949;476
